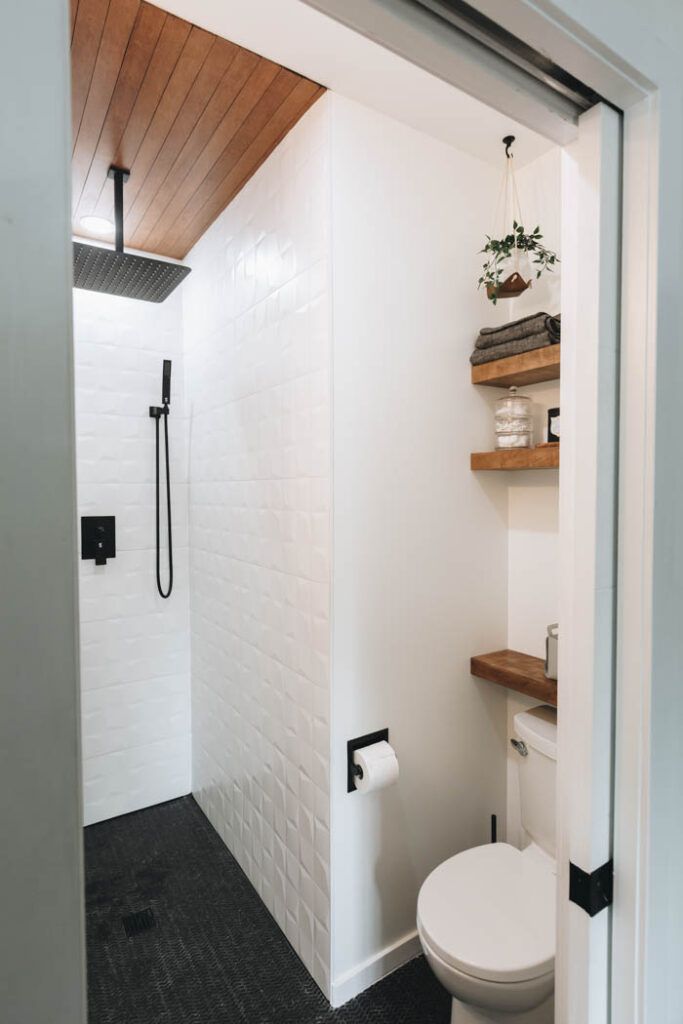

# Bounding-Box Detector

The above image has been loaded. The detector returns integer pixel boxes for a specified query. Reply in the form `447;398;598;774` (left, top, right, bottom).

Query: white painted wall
72;290;191;825
328;94;510;1003
183;98;332;995
0;0;86;1021
504;149;561;848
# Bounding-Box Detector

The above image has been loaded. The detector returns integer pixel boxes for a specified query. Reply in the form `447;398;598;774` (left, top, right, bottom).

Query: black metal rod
113;169;124;253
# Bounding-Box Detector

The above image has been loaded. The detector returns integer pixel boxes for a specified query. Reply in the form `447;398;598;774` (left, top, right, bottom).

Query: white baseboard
330;929;422;1007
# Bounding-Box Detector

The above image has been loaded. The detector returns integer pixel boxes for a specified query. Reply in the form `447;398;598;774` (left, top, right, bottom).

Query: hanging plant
478;222;559;304
478;135;560;304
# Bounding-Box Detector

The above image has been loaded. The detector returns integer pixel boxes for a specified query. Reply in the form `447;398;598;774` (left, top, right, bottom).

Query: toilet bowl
417;706;558;1023
418;842;555;1022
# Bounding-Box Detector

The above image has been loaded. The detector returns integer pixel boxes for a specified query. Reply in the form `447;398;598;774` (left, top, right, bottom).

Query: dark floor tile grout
85;795;449;1024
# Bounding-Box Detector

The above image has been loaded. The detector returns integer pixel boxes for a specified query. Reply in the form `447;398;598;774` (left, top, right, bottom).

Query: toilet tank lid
514;705;557;760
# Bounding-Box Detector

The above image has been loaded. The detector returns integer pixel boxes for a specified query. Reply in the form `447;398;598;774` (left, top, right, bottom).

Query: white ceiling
151;0;555;169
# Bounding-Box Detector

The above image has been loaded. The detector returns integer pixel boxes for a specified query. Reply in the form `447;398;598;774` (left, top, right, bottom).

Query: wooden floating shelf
470;446;559;471
471;649;557;707
471;345;561;388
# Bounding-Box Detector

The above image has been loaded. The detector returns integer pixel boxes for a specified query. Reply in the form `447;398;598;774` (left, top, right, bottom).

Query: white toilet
417;705;558;1024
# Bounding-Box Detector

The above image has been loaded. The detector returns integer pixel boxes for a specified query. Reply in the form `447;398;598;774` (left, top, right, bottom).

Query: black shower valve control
81;516;116;566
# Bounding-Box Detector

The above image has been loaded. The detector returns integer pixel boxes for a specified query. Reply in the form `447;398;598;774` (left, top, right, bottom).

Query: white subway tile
186;101;332;988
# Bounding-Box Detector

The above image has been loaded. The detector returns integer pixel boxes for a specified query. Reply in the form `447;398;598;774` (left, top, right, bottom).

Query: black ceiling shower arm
74;163;190;302
107;165;130;255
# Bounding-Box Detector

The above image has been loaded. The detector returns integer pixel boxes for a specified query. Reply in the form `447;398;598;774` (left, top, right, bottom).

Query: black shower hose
154;404;173;599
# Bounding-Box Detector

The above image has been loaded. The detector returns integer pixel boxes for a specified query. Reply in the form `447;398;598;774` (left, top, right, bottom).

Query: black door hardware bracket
569;859;613;916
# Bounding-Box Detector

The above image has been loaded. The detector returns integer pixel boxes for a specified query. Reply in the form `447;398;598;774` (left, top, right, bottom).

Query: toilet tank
513;705;557;857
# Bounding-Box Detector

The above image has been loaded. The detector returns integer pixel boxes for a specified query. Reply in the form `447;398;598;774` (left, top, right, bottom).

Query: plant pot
486;271;531;301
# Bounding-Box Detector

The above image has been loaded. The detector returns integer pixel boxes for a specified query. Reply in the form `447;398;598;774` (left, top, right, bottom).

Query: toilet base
451;992;554;1024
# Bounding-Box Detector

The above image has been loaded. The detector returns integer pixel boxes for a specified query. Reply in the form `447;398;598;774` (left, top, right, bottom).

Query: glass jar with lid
494;386;533;449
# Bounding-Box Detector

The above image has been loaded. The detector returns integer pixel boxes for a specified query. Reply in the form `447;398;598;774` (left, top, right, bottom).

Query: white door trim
611;93;659;1024
556;102;622;1023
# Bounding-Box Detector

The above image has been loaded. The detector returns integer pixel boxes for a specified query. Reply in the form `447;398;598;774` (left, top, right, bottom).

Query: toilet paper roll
353;740;399;794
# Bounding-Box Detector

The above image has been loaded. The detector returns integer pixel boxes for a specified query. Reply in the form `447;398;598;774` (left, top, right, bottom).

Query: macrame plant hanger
488;135;531;300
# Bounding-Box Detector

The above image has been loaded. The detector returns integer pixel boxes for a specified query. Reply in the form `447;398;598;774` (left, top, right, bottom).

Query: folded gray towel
470;331;551;365
476;312;549;349
546;314;561;343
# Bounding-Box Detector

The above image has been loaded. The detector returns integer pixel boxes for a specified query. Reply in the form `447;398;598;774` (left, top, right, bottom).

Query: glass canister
494;386;533;449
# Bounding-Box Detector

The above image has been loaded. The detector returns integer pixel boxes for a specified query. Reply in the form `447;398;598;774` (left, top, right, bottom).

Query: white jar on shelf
494;386;533;449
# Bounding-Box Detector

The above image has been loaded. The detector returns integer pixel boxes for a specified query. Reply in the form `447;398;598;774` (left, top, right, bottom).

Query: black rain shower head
73;167;191;303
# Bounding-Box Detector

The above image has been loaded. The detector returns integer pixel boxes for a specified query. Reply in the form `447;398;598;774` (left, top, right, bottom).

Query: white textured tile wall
73;288;191;826
183;98;332;994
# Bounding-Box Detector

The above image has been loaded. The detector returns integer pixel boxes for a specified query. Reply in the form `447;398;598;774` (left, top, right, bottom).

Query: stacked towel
470;313;561;365
470;330;552;365
546;315;561;344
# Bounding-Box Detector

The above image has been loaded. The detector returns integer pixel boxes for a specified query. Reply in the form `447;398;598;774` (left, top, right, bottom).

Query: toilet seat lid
417;843;555;984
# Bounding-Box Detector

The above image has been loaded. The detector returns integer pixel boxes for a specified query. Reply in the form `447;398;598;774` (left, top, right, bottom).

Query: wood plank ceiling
70;0;324;259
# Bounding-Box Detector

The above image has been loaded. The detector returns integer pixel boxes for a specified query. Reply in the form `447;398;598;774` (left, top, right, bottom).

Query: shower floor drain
122;907;156;937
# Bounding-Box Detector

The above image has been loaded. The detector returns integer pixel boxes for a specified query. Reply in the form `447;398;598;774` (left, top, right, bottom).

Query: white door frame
556;102;622;1024
303;2;661;1020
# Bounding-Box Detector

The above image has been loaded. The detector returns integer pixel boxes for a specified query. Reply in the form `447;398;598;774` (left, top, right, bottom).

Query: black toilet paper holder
346;728;389;793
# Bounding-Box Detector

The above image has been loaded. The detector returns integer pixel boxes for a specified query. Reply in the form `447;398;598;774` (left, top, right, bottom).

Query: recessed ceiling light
80;214;114;235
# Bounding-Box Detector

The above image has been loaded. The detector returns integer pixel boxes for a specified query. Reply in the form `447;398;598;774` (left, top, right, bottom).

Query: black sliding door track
412;0;603;111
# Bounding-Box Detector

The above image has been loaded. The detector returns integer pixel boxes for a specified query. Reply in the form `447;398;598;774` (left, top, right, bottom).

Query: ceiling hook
503;134;515;159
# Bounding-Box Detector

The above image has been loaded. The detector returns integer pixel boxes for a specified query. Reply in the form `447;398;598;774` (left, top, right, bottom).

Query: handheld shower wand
150;360;173;599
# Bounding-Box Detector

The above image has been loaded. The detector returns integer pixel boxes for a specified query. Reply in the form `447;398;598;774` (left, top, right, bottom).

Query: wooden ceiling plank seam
91;15;193;218
71;0;141;210
154;67;300;255
70;0;111;149
139;58;285;253
122;37;240;235
174;82;323;258
102;23;215;224
121;35;239;239
74;2;167;226
72;0;141;213
150;64;298;254
126;47;261;249
90;13;192;219
70;0;80;43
